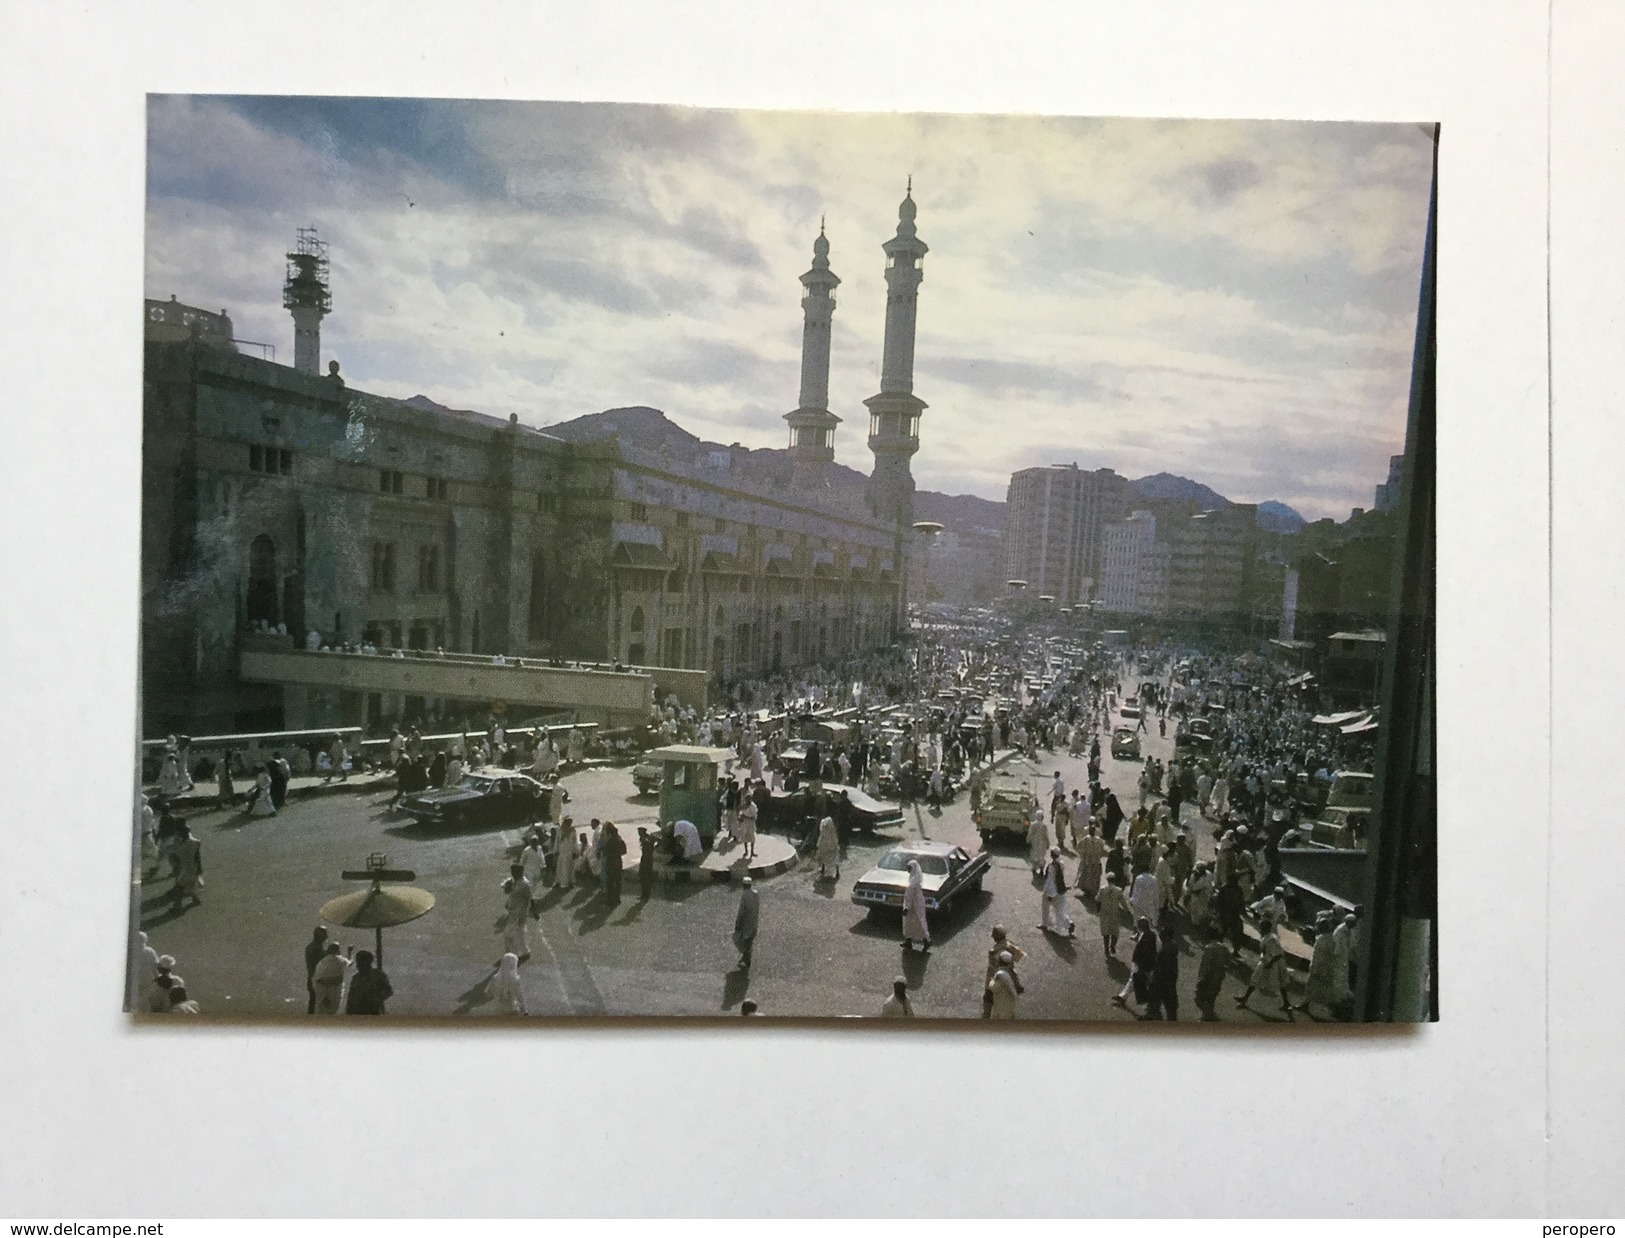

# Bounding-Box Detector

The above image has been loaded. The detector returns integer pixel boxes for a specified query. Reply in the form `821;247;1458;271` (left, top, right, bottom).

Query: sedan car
401;767;550;828
851;841;991;916
1111;727;1141;759
758;782;904;834
631;757;663;796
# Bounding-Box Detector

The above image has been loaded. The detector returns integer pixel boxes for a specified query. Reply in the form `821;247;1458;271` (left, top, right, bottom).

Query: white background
0;0;1618;1218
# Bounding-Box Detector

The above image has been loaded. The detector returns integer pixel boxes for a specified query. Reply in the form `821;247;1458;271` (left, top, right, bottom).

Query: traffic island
656;833;798;885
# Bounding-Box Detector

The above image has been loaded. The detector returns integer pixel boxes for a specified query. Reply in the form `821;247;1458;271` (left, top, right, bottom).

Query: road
136;705;1314;1023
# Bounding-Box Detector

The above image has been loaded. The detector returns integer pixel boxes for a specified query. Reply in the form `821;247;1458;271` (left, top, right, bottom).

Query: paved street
138;704;1317;1024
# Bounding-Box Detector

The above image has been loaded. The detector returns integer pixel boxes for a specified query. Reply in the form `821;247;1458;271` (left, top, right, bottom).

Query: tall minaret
785;219;841;490
864;181;927;528
283;226;331;376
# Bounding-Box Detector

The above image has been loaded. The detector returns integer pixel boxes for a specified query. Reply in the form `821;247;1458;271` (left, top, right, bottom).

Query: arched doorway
246;534;278;626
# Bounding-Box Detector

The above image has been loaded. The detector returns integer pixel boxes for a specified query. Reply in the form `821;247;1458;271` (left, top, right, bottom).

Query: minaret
282;226;331;376
864;182;927;528
785;219;841;490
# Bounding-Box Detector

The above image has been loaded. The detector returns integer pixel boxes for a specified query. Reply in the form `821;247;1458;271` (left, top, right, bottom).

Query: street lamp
911;521;944;612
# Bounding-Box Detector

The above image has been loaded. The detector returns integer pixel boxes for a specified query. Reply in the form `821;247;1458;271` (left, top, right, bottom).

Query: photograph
133;96;1436;1025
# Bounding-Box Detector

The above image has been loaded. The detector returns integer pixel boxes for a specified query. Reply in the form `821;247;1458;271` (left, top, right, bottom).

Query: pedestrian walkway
151;770;395;810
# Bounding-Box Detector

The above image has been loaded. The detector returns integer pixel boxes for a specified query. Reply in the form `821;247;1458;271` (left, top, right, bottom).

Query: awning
611;542;674;570
1312;710;1366;727
701;551;742;573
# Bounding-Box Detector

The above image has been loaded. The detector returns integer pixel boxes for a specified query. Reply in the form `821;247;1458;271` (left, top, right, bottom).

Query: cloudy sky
145;96;1434;520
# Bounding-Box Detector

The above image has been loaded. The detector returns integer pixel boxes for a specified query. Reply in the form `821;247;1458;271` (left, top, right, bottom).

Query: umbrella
320;884;435;966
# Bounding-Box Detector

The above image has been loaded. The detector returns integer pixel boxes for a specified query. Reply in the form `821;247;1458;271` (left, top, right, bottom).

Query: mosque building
140;191;931;735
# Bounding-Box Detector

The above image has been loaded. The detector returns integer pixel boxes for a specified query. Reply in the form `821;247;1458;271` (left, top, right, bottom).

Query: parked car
758;782;905;834
1112;727;1141;760
973;772;1039;844
631;757;663;796
851;841;991;916
1327;770;1375;810
401;767;550;828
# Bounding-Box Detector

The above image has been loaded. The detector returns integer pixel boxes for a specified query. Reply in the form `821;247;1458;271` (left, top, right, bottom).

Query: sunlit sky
145;96;1434;520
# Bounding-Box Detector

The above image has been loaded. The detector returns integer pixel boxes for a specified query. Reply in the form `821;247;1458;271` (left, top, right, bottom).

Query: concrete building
1165;504;1258;632
1373;453;1405;513
141;214;917;737
1002;463;1130;606
1098;510;1170;616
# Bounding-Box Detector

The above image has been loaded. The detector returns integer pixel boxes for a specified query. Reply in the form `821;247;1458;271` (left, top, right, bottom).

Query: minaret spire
785;219;842;490
864;185;929;632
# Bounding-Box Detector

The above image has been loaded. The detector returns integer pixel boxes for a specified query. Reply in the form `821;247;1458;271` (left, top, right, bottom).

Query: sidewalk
148;769;395;810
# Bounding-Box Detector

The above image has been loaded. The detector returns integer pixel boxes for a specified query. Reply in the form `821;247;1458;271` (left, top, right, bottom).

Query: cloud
144;99;1434;518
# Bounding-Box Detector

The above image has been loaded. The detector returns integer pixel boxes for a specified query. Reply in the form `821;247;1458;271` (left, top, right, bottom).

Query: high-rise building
1373;453;1405;512
1002;463;1129;605
1165;504;1258;630
1098;510;1170;616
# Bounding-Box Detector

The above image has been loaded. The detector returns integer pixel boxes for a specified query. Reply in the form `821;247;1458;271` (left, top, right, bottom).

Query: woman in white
814;815;840;879
1026;811;1050;878
139;796;160;876
554;820;579;888
1129;867;1162;928
250;768;277;817
158;751;190;798
901;860;931;953
520;835;547;903
738;794;758;861
488;952;527;1015
1299;913;1350;1017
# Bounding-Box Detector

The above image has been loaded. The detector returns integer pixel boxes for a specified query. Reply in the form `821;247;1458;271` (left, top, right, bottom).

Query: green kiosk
648;745;736;840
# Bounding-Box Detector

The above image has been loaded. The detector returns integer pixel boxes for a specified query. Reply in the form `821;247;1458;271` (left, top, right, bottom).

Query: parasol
320;858;435;965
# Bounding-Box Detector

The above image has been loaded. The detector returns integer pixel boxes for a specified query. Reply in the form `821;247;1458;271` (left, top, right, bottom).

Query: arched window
246;534;278;626
714;606;725;628
629;606;645;634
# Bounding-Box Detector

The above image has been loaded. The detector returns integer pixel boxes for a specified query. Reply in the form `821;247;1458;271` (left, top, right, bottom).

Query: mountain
1129;472;1231;511
915;490;1006;536
1255;500;1307;534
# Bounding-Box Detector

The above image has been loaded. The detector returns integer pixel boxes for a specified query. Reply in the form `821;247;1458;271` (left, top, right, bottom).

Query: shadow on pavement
899;945;931;986
383;817;514;841
453;969;497;1016
1037;930;1079;962
721;966;751;1010
139;902;194;931
845;893;988;947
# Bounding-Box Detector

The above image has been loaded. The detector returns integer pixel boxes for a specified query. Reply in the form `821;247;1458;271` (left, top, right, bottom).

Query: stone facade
141;339;900;736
